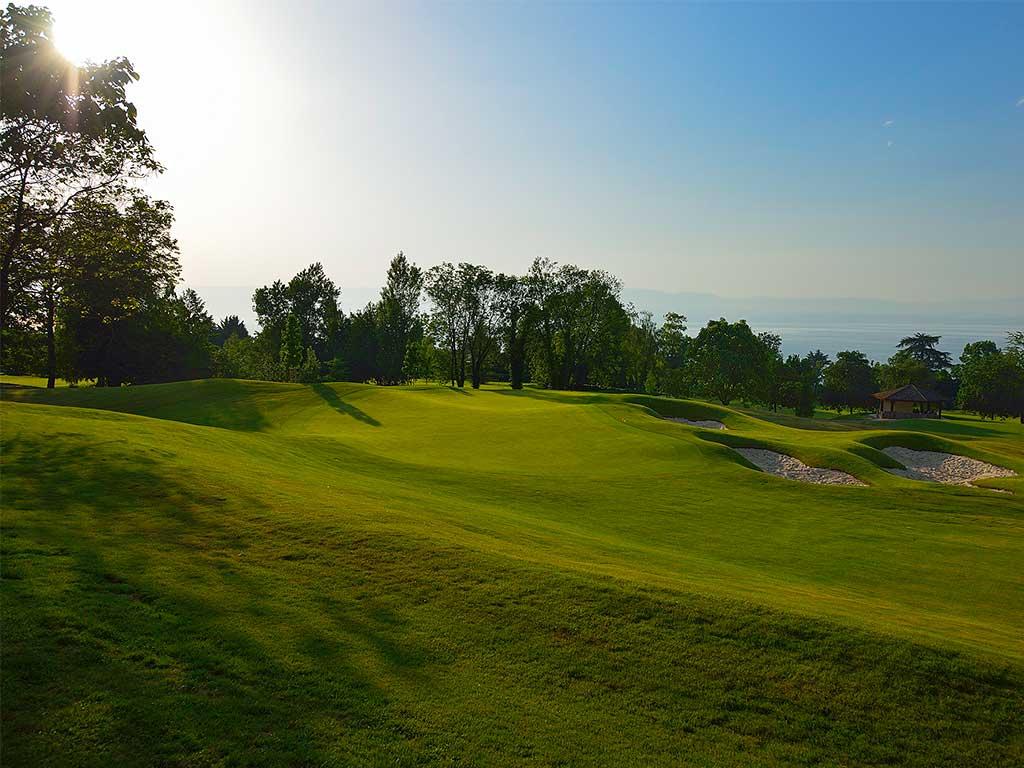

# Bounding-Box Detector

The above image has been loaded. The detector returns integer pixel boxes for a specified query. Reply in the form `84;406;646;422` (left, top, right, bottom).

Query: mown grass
2;380;1023;766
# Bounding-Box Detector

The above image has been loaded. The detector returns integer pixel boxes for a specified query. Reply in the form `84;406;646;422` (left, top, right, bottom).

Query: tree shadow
1;431;433;766
309;383;381;426
446;385;471;396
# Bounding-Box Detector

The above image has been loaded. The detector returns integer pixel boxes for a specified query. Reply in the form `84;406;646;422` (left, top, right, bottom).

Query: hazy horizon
43;0;1024;306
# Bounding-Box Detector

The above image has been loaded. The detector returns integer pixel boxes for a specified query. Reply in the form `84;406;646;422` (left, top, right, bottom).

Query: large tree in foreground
1;4;158;361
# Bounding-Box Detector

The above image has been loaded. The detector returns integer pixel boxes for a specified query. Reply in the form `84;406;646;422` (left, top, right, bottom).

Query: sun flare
52;4;126;64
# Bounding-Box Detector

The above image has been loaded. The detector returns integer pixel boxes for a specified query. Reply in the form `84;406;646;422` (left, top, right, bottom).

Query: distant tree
1007;332;1024;423
376;252;423;384
344;303;381;383
773;354;813;417
526;261;626;390
211;315;249;346
822;350;876;414
956;342;1023;420
751;332;784;411
425;262;470;387
690;318;762;405
462;265;497;389
897;333;952;372
280;314;303;374
299;346;320;383
622;310;659;392
253;263;339;366
652;312;691;398
57;190;183;386
803;349;830;399
493;273;531;389
525;257;560;388
877;350;935;391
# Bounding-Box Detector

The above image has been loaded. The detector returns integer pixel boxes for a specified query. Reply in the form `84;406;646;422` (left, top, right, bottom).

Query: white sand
882;447;1016;488
734;448;867;486
665;417;727;430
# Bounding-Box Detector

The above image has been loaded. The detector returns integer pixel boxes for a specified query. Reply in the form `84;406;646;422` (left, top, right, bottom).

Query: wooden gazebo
872;384;946;419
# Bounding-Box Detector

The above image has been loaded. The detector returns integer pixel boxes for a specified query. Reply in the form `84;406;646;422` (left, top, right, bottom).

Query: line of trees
199;252;1022;421
3;5;1020;421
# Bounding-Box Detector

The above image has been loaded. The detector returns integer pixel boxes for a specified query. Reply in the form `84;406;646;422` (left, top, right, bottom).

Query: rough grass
2;380;1023;766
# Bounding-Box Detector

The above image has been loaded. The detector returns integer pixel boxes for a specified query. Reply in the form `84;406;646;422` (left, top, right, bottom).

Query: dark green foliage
690;318;763;405
877;350;936;391
898;333;953;372
956;342;1024;420
1;4;158;363
823;350;877;414
280;314;303;372
210;315;248;346
253;263;340;368
375;252;424;384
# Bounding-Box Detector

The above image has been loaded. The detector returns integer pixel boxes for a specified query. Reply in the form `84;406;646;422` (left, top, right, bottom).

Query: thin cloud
1017;97;1024;107
882;119;894;127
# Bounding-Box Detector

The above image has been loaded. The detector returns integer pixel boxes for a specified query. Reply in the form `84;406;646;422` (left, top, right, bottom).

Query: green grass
2;380;1023;766
0;374;78;388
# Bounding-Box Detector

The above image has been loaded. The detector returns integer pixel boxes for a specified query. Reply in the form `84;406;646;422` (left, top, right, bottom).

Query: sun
51;2;128;65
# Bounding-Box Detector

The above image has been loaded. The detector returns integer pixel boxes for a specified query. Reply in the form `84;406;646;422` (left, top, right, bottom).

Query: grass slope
2;380;1023;766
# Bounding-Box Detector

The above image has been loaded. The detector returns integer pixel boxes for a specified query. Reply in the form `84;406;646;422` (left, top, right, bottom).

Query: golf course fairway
2;380;1022;765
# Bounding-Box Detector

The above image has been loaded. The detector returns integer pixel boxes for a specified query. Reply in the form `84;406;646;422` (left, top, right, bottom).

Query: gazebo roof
872;384;946;403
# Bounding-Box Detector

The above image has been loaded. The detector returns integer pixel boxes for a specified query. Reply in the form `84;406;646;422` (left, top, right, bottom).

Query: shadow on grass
310;383;381;426
2;379;274;432
446;385;472;396
1;432;428;766
879;415;1011;439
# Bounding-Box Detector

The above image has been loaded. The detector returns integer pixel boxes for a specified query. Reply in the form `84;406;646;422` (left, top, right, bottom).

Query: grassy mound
3;381;1023;765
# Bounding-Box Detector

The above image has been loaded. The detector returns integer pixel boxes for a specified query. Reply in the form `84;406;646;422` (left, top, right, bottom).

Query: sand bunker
882;447;1016;488
734;448;866;486
665;417;727;430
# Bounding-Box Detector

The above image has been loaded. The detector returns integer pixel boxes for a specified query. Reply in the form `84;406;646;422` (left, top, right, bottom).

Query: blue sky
49;1;1023;309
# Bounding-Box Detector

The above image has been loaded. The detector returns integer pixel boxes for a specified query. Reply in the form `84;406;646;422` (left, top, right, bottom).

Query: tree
877;350;935;391
622;310;658;392
956;343;1023;420
774;354;817;417
652;312;691;398
299;346;320;383
280;314;303;373
749;332;784;411
211;315;249;347
897;333;952;372
2;4;159;361
252;263;340;366
57;189;183;386
425;262;471;387
344;303;380;383
461;264;497;389
525;260;627;390
690;318;762;405
822;350;876;414
493;273;530;389
376;252;423;384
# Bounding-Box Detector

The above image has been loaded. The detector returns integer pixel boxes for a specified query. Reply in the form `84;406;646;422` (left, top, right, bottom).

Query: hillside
2;380;1023;766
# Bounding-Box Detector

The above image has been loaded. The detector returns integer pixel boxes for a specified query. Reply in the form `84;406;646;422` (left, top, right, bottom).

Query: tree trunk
46;286;56;388
0;173;29;342
510;343;524;390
